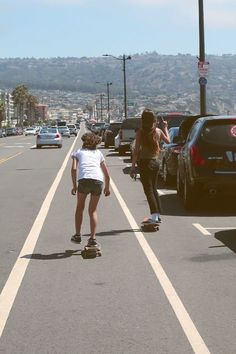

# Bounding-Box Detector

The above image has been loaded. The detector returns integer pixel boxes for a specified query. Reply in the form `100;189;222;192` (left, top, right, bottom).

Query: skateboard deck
141;218;159;232
81;244;102;259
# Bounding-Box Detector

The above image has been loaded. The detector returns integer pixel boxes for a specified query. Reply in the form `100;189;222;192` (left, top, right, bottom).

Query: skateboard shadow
22;249;81;260
83;228;141;237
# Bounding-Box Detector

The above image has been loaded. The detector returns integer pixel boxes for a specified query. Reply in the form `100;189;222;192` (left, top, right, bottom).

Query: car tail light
190;145;205;165
55;133;60;138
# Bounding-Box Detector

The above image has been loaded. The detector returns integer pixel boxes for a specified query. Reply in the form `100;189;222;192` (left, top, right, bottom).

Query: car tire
177;168;183;197
58;145;62;148
183;175;196;210
37;145;41;149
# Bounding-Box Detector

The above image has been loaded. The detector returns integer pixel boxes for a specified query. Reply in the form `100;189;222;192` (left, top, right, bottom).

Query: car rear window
121;118;141;129
48;128;58;133
201;120;236;146
109;123;121;132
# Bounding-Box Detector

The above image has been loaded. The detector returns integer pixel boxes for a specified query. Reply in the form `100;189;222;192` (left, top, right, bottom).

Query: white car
25;127;37;136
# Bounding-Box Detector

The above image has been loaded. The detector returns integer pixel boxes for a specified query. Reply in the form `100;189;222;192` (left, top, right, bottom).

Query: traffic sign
198;61;209;77
199;77;207;86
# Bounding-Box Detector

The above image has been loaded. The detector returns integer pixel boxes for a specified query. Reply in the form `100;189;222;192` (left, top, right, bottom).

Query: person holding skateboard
130;109;170;226
71;132;110;248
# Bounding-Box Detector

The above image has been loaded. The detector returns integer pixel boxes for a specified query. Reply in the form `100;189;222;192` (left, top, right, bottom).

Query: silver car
36;127;62;148
57;126;71;138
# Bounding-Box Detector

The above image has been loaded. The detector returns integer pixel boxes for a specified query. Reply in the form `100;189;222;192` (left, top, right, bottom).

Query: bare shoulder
155;127;162;138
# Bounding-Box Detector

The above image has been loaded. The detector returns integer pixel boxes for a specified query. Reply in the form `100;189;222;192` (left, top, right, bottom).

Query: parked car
67;124;77;136
5;127;17;136
36;127;62;148
158;126;180;185
25;127;37;136
75;123;80;130
57;126;70;138
91;122;107;137
177;115;236;209
116;117;141;155
156;112;191;130
0;128;6;138
103;122;122;148
158;114;214;185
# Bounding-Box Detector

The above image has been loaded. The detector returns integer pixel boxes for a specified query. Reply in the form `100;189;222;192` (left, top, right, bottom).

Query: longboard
81;244;102;259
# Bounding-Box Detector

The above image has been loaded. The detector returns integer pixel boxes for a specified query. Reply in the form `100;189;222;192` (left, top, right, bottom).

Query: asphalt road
0;126;236;354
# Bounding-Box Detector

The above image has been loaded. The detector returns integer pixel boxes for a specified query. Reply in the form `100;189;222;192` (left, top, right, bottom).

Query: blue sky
1;0;236;58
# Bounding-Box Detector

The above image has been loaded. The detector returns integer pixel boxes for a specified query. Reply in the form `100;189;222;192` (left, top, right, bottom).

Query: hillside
0;53;236;114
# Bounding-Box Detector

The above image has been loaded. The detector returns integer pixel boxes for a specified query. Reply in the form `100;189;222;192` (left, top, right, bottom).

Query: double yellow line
0;152;22;165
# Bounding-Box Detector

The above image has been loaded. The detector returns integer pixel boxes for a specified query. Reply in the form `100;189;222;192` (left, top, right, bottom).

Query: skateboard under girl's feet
81;242;102;259
141;218;159;232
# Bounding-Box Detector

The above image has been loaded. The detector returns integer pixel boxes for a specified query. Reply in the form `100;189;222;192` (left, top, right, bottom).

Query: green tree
0;100;6;127
26;94;39;125
12;85;28;126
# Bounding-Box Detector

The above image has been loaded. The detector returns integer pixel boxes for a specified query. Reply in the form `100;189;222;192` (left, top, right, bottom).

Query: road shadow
83;229;141;237
215;229;236;254
160;192;236;217
83;228;141;237
22;249;81;260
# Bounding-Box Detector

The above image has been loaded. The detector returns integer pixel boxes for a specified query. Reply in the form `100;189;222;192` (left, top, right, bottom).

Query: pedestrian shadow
83;228;141;237
22;249;81;260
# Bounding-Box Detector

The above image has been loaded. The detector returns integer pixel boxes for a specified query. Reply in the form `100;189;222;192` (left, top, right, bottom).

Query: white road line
193;223;212;236
207;227;236;230
111;179;211;354
0;136;79;338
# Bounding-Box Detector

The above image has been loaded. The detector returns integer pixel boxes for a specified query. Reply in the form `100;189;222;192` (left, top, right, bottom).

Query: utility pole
103;54;131;119
198;0;207;115
106;82;112;123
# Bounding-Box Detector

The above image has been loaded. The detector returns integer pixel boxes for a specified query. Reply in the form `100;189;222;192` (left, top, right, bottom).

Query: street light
103;54;131;119
96;81;112;122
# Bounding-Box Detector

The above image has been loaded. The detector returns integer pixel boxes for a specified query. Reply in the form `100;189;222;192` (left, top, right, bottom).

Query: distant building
35;104;48;121
0;90;14;126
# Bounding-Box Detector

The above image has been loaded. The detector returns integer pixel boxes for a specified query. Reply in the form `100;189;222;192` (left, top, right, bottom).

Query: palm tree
26;94;39;125
12;85;28;126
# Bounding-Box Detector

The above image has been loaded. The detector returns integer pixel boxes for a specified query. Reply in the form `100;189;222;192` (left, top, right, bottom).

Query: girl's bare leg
88;195;100;239
75;192;87;234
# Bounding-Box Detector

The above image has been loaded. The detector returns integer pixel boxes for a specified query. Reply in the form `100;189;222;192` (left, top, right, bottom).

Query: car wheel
58;145;62;148
37;145;41;149
177;168;183;197
183;175;195;210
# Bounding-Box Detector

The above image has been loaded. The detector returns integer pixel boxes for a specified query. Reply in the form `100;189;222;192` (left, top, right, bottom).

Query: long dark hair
140;109;159;154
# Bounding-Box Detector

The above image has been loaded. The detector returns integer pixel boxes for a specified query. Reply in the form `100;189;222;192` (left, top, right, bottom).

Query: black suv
177;115;236;209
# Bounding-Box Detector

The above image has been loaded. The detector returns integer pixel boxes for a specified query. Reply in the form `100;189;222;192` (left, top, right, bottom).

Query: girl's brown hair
141;109;159;154
81;132;102;150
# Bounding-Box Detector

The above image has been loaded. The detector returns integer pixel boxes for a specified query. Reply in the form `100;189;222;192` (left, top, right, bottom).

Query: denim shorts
77;178;103;196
